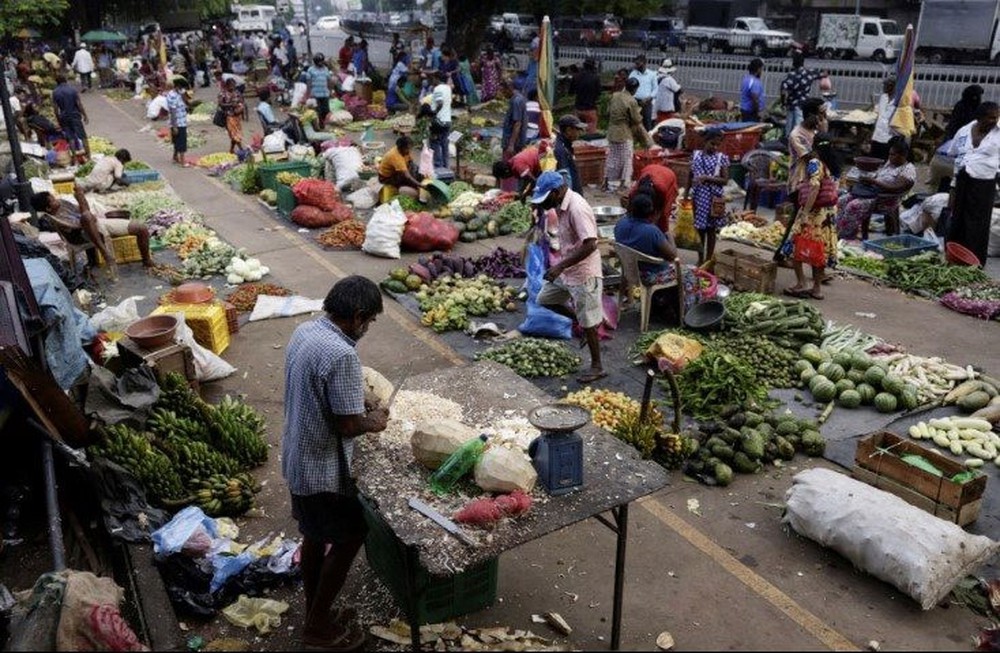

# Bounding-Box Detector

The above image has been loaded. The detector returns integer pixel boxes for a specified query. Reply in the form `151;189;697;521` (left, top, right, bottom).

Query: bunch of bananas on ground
655;433;700;470
155;372;205;421
203;396;269;469
147;407;212;443
191;473;261;517
159;436;236;480
90;423;187;503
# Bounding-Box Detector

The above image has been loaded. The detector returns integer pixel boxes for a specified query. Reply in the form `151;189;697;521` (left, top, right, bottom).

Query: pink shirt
555;190;602;286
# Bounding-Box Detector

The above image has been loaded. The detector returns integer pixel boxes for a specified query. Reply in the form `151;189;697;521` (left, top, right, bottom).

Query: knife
385;362;412;409
408;497;476;547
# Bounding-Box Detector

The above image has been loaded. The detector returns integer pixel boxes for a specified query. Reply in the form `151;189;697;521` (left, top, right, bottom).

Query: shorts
537;277;604;329
291;492;367;544
97;218;131;238
172;126;187;154
316;96;331;120
62;116;87;146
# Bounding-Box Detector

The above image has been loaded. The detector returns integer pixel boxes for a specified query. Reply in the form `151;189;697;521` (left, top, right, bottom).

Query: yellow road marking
103;99;465;367
638;498;859;651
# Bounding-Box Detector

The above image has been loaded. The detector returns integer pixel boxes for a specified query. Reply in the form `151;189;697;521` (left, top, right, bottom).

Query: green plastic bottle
428;434;488;495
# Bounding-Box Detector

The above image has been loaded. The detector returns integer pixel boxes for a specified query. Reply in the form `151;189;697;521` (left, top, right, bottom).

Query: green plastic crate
360;496;498;625
257;160;312;192
276;184;296;216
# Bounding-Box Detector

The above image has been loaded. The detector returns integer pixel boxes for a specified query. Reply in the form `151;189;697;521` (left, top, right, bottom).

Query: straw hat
658;58;677;75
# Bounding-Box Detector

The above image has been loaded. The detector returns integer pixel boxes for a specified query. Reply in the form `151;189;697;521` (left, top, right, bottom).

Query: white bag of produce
327;110;354;127
362;200;407;259
989;208;1000;258
474;445;537;493
411;418;476;469
362;367;394;406
783;468;999;610
322;146;364;190
345;186;377;210
290;81;308;109
163;312;236;382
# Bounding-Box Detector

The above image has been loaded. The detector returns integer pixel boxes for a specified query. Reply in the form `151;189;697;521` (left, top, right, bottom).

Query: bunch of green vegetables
676;351;770;419
476;338;581;378
839;252;888;277
182;238;242;278
726;296;824;349
698;332;798;389
885;252;989;296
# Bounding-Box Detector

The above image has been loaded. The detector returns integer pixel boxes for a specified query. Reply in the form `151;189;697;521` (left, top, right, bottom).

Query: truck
916;0;1000;65
686;16;795;57
230;4;276;33
815;14;904;62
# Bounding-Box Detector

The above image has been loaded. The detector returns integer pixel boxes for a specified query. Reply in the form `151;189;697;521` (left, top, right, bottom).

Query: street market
1;6;1000;653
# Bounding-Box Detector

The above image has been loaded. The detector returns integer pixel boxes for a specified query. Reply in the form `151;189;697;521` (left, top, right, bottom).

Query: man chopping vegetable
282;276;389;652
532;171;606;384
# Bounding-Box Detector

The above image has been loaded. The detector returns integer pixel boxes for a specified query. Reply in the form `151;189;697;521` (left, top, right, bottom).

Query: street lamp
303;0;313;57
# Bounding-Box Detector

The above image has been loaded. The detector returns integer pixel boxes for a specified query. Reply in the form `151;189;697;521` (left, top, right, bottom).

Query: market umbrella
890;23;917;139
80;30;127;43
537;15;555;139
15;28;41;39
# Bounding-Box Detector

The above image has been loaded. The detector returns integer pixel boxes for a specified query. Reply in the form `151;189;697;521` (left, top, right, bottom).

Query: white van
489;13;537;41
231;4;277;33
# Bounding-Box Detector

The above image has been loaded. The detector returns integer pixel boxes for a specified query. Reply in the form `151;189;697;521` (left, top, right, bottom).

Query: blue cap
531;171;566;204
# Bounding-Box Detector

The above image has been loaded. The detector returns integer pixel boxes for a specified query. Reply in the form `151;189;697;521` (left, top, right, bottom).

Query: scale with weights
527;403;589;496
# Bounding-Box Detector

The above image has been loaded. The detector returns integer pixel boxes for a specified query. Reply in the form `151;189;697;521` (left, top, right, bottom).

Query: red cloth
629;164;679;233
510;146;541;179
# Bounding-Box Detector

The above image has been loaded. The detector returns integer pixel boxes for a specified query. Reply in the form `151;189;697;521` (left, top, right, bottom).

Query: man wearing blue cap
532;171;606;384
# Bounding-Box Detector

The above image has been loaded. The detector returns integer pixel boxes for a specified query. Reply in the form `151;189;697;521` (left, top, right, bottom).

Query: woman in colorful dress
781;133;841;300
835;139;916;240
218;77;245;154
457;54;479;107
478;46;503;102
686;129;729;264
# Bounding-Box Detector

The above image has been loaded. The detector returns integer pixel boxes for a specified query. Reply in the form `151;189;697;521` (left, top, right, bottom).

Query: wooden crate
713;248;778;294
853;431;986;526
117;337;198;391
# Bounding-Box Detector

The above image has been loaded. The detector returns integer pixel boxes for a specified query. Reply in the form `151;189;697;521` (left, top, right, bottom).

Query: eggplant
463;261;476;278
408;263;432;283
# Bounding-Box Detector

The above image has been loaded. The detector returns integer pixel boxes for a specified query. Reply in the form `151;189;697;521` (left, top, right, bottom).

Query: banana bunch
204;396;269;470
191;473;260;517
155;372;205;421
90;423;187;503
148;407;212;443
655;433;699;470
159;436;236;480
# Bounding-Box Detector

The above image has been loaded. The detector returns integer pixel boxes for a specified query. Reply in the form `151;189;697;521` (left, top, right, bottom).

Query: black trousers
948;170;996;266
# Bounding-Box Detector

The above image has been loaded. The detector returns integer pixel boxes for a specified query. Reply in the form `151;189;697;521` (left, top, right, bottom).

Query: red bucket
945;242;981;267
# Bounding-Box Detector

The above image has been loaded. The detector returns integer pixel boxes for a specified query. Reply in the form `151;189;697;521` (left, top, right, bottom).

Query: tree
0;0;69;37
447;0;503;56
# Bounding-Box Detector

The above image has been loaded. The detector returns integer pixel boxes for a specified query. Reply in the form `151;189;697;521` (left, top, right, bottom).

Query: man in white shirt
653;58;682;122
429;71;452;169
869;77;897;160
946;101;1000;266
78;149;132;192
71;43;95;91
628;55;658;131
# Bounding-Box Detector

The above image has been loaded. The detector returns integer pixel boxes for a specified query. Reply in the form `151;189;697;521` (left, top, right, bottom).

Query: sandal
807;290;824;300
782;287;808;298
577;370;608;384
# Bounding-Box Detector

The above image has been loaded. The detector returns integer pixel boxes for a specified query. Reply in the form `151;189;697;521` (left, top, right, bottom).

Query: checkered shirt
281;316;365;496
166;90;187;128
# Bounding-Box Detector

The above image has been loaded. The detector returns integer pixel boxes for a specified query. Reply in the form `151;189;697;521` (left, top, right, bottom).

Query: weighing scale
527;403;588;496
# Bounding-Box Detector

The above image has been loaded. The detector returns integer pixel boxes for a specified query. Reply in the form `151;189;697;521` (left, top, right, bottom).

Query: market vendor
492;141;551;201
281;275;388;652
835;139;915;240
298;104;338;144
30;185;153;270
554;114;586;194
947;101;1000;267
378;135;423;199
900;193;949;238
532;171;606;384
627;163;678;235
76;149;132;193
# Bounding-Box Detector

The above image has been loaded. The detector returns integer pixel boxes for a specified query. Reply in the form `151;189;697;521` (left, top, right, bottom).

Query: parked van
489;13;537;42
230;4;276;33
622;16;686;50
815;14;903;62
554;15;621;47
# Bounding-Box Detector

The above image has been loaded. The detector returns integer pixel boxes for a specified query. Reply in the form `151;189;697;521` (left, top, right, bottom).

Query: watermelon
813;380;838;403
809;374;830;395
800;344;824;366
900;389;919;410
847;369;866;385
874;392;898;413
832;351;853;368
838;389;862;409
851;352;873;370
835;379;855;394
881;374;905;396
825;363;846;383
800;368;816;383
864;365;886;387
856;383;877;405
794;360;814;374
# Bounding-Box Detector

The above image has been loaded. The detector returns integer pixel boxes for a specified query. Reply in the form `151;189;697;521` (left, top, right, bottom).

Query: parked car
554;15;621;47
488;13;537;42
314;15;341;31
621;16;686;51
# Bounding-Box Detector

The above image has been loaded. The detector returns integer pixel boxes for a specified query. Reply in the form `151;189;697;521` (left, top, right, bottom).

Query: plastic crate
685;127;763;161
123;169;161;184
257;160;313;192
152;302;230;354
276;184;296;217
862;234;938;259
223;301;239;335
96;235;143;266
360;496;498;626
574;145;607;187
52;179;75;195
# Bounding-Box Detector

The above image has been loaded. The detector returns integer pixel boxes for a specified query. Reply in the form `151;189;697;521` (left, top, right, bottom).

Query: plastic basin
683;300;725;331
946;242;981;267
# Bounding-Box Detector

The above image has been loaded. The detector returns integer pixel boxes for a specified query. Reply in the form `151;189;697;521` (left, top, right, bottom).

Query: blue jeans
430;122;450;169
784;106;803;139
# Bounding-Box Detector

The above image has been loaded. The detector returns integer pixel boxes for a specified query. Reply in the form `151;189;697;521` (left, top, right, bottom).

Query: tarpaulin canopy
80;30;127;43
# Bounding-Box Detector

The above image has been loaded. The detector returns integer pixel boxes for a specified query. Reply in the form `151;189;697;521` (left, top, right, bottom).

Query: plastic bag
262;131;287;154
290;205;337;228
673;199;700;250
168;313;236;382
89;296;141;333
221;595;289;634
327;109;354;126
783;468;1000;610
290;81;308;109
248;295;324;321
346;186;377;209
419;143;435;178
151;506;218;557
518;301;572;340
292;178;340;211
362;200;407;259
401;211;459;252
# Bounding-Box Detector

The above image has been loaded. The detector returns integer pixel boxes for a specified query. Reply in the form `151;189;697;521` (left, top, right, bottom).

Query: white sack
89;296;141;333
248;295;324;322
989;208;1000;258
362;367;393;406
783;468;999;610
145;94;168;120
161;313;236;382
322;146;364;190
361;200;407;259
290;81;308;109
412;419;476;469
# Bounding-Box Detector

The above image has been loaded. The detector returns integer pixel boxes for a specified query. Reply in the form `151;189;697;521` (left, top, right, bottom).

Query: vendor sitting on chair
31;185;153;272
492;141;550;201
835;138;915;240
378;135;424;202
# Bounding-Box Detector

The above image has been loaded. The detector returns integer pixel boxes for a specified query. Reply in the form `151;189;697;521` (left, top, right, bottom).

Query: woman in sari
478;46;503;102
457;54;479;107
218;77;245;154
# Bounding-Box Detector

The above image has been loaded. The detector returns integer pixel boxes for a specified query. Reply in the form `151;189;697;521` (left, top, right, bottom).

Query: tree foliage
513;0;668;19
0;0;69;37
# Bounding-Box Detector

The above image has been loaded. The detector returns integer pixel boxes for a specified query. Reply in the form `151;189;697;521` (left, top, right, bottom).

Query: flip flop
782;287;808;298
577;370;608;384
808;291;824;300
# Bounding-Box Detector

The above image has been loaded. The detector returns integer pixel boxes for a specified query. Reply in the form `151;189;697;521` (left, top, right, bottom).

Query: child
687;129;729;264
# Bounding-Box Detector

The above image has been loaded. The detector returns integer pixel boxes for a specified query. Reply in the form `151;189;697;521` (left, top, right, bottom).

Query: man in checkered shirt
282;275;388;651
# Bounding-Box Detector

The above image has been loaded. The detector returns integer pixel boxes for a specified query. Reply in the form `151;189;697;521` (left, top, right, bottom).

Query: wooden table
354;361;670;650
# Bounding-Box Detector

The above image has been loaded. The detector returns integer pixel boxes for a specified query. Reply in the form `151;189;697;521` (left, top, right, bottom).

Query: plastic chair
49;217;101;283
613;243;685;332
741;149;783;210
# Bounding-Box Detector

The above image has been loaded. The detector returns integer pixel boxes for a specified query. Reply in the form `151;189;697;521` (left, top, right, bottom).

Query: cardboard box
853;431;986;526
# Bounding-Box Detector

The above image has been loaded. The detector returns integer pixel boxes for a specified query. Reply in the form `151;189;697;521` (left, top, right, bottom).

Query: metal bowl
528;403;591;433
125;315;178;349
593;206;626;224
683;300;726;331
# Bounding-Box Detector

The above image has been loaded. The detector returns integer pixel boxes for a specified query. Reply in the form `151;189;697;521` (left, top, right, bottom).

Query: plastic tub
946;242;981;267
125;315;178;349
863;235;939;259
